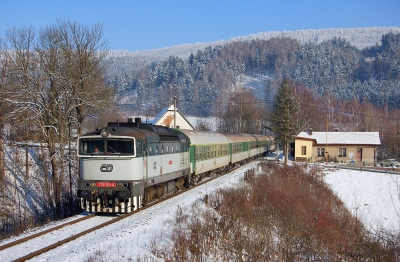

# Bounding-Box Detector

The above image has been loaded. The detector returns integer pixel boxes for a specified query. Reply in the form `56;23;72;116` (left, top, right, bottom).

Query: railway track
0;214;96;252
0;161;257;261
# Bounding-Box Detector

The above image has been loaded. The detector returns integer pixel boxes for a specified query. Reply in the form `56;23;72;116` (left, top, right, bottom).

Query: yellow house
294;130;380;165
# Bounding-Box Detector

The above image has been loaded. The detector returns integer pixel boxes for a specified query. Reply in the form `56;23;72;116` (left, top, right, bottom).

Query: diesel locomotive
77;118;275;213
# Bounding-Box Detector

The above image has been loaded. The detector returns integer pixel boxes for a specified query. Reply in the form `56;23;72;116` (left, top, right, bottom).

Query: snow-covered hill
107;27;400;60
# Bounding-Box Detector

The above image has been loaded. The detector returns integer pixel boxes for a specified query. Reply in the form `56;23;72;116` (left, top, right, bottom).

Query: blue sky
1;0;399;51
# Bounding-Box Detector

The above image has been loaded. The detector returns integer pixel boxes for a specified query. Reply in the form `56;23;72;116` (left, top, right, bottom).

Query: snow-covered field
0;159;399;261
324;167;400;232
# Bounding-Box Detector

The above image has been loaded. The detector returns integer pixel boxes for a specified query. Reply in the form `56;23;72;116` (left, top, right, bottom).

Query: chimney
334;128;338;132
135;117;142;124
309;128;312;135
127;118;133;123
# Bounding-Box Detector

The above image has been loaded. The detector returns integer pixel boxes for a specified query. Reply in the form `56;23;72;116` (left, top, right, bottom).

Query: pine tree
270;78;304;164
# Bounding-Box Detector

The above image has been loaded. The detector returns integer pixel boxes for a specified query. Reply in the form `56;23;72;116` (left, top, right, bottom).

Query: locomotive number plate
97;182;116;188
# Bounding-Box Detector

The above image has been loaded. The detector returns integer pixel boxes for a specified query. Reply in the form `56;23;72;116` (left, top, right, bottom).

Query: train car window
198;146;201;161
136;141;143;157
176;144;179;153
199;146;201;160
149;145;153;155
161;145;164;154
155;145;159;154
171;145;174;153
166;145;169;153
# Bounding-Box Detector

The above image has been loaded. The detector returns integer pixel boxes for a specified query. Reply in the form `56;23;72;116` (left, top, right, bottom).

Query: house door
356;148;362;161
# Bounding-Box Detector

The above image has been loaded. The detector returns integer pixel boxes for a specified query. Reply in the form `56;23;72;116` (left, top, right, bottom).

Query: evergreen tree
270;78;304;164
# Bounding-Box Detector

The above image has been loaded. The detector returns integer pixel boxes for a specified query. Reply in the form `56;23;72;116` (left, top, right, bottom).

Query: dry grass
147;162;400;261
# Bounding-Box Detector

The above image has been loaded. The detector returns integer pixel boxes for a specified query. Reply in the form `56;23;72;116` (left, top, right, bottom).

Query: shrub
148;162;398;261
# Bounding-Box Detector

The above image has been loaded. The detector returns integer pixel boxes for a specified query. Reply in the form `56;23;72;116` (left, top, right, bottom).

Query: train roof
177;130;230;145
223;133;248;143
80;121;187;143
252;134;274;141
107;120;188;143
241;134;257;142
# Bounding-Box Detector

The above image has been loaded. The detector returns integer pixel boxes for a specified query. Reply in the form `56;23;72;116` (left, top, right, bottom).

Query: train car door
191;145;196;173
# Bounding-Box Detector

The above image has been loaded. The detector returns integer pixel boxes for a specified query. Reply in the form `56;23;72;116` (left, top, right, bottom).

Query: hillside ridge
107;26;400;59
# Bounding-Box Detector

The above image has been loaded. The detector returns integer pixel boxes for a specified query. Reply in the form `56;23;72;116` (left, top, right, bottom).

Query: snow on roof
296;131;381;145
151;104;196;130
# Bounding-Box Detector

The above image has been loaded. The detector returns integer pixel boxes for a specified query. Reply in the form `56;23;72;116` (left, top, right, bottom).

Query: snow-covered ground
324;167;400;232
0;158;399;261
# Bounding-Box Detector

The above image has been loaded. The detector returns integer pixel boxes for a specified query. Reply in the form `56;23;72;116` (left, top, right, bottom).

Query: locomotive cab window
107;138;134;155
79;138;104;154
78;137;134;156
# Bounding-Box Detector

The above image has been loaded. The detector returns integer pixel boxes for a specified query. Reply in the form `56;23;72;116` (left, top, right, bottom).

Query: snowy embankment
324;167;400;232
0;160;398;261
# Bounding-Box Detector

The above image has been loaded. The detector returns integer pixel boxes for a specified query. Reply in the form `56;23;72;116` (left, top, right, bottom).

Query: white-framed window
338;148;346;157
317;148;325;157
301;146;306;155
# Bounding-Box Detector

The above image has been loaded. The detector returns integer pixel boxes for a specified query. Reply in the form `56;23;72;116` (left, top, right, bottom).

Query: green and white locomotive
77;118;274;213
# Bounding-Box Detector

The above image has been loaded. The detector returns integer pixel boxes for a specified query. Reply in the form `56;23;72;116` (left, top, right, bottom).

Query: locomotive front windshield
79;138;135;156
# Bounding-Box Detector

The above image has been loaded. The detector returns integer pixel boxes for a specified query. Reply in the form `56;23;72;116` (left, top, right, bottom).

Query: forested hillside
104;27;400;119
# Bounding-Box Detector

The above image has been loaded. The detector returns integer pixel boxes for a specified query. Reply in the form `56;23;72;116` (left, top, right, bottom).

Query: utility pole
174;96;177;129
326;115;329;164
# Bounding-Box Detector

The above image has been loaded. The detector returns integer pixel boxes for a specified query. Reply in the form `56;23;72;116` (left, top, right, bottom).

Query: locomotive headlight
116;183;128;188
100;128;110;137
85;182;91;188
90;182;96;188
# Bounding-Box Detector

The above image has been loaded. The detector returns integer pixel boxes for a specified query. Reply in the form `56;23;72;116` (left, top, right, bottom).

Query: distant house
151;104;195;130
294;130;380;165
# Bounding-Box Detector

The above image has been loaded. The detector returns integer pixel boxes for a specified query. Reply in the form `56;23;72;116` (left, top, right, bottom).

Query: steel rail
0;213;95;251
11;159;257;261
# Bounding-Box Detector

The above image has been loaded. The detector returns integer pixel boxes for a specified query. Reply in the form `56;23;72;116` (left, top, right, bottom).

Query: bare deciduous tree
219;89;268;134
4;21;113;218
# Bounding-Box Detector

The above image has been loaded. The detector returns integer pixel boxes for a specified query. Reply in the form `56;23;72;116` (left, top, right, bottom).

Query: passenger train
77;118;275;213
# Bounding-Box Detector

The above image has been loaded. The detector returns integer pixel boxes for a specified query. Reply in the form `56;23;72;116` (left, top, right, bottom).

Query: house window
317;148;325;157
301;146;306;155
338;148;346;157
